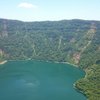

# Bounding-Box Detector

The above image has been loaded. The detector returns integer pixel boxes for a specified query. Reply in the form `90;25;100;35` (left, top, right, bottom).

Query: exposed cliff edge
0;60;7;65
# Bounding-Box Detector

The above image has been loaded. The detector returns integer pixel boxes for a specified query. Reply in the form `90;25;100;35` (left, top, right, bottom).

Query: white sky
0;0;100;21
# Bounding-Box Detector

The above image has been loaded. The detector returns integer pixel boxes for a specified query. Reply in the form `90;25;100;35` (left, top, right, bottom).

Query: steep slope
0;19;98;63
0;19;100;100
75;22;100;100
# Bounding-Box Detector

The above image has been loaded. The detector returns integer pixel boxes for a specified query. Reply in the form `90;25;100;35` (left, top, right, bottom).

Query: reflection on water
15;78;40;87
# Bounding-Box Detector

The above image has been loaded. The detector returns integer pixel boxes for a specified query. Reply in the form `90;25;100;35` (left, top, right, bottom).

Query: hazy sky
0;0;100;21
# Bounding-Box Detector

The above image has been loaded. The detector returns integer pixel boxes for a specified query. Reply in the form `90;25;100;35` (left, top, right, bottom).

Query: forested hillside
0;19;100;100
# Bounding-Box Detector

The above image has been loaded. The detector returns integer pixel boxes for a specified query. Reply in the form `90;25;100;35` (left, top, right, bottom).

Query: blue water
0;61;86;100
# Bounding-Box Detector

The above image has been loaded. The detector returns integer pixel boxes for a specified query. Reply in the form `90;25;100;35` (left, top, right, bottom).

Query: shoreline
59;61;78;67
0;60;7;65
8;59;78;67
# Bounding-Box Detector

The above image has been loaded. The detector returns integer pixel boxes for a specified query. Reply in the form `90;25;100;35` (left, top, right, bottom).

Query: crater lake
0;60;86;100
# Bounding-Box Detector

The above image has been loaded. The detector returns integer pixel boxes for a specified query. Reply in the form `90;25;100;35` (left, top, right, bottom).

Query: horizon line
0;17;100;22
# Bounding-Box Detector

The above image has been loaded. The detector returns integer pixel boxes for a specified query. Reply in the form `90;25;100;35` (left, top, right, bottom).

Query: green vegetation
75;64;100;100
0;18;100;99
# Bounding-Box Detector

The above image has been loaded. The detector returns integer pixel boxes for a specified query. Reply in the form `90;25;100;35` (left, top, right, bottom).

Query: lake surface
0;60;86;100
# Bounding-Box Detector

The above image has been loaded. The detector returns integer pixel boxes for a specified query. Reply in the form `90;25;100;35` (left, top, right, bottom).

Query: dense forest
0;19;100;100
